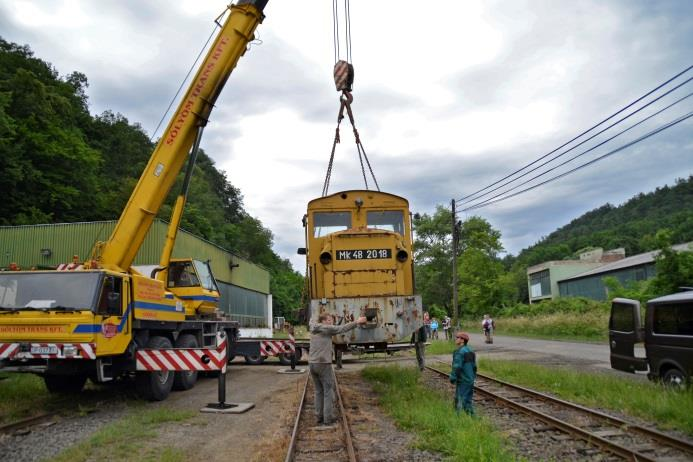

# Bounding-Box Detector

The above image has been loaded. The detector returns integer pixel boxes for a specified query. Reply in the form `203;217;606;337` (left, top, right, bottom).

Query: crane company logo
166;35;230;146
102;322;117;338
135;278;164;300
0;325;66;334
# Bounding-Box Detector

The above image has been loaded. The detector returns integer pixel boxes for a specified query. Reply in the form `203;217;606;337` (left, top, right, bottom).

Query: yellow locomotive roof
307;190;409;209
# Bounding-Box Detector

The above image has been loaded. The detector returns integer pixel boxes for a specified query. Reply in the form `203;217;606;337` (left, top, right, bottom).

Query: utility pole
451;199;459;328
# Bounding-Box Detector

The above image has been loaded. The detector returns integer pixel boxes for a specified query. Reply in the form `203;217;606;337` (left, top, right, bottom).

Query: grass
470;312;610;342
0;372;138;425
49;406;195;462
0;373;53;424
477;358;693;436
362;365;520;461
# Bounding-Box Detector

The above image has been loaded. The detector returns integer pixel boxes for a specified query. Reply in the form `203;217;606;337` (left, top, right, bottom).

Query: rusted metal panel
310;295;422;343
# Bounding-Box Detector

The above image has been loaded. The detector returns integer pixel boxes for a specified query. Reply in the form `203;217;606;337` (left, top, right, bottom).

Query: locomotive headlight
320;251;332;265
396;249;409;262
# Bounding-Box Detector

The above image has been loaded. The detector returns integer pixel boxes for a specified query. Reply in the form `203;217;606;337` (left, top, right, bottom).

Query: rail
426;364;693;462
285;372;357;462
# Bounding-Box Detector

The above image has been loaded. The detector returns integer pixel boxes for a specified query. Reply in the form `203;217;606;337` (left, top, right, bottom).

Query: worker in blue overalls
449;331;477;416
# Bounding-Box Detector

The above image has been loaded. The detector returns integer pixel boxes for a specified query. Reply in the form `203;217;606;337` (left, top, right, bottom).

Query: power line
457;76;693;207
456;65;693;204
459;110;693;213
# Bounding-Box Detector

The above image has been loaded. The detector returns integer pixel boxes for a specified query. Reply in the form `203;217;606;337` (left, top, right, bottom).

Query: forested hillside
514;176;693;267
0;38;303;318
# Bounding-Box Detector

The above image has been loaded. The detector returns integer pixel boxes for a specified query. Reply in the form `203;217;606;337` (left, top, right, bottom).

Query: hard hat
456;332;470;341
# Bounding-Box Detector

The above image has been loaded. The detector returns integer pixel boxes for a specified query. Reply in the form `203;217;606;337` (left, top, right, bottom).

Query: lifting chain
321;61;380;197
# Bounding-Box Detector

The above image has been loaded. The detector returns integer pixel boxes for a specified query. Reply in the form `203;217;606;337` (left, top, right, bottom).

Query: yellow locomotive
300;190;423;352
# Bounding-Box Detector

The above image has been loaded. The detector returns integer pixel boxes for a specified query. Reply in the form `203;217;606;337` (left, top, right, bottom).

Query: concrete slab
278;367;306;374
199;402;255;414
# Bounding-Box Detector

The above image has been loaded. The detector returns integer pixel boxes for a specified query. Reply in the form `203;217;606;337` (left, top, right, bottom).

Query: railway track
285;372;357;462
0;413;58;436
426;364;693;462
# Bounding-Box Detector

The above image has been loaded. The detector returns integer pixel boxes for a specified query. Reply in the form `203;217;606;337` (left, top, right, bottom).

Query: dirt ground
140;356;430;462
132;338;640;462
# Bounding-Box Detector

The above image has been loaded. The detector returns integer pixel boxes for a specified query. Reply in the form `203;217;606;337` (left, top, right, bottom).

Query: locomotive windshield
367;210;404;235
313;211;351;237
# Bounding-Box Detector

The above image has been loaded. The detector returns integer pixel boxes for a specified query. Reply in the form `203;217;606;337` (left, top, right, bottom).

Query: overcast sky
1;0;692;272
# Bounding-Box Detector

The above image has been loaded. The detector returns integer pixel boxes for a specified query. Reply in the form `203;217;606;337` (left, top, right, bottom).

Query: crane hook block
334;60;354;92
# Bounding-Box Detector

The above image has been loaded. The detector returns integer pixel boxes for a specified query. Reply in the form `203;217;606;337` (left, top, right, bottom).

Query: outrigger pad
200;402;255;414
278;367;306;374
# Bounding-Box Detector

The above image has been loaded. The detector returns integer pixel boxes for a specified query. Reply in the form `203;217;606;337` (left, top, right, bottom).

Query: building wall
558;263;656;300
0;220;271;327
527;261;603;303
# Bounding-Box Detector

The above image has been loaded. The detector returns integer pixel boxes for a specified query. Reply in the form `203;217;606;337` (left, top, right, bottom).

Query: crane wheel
136;336;175;401
172;334;199;391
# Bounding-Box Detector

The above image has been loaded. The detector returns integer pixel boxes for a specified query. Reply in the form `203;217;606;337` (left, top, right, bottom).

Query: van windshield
0;272;101;311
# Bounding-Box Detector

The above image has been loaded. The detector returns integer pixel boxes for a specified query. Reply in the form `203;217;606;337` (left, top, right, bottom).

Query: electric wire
455;65;693;203
457;76;693;207
149;22;220;141
462;91;693;211
460;110;693;212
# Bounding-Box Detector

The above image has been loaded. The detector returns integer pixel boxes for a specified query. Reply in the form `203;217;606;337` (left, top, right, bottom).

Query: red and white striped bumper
0;342;96;360
260;337;295;357
136;338;227;373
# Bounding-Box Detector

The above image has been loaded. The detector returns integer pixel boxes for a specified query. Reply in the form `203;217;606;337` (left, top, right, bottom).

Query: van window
653;303;693;336
610;302;635;332
313;212;351;237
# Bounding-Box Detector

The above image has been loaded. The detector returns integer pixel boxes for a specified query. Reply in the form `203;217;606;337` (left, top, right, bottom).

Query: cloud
1;0;691;273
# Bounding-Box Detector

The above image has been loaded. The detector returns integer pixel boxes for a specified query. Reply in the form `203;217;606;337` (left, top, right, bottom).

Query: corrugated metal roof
559;242;693;282
0;219;269;294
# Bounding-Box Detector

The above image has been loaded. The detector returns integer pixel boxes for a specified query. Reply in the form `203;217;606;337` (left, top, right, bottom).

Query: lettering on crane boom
336;249;392;260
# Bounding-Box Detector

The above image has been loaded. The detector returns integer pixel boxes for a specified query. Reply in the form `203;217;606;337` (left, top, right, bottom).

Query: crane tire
172;334;198;391
136;336;175;401
244;355;265;365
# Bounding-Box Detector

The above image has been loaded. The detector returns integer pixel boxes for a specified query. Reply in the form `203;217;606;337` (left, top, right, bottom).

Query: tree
413;205;454;314
650;230;693;295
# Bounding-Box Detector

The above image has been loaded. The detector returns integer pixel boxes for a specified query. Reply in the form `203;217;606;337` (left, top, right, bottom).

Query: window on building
529;270;550;298
653;303;693;336
313;212;351;238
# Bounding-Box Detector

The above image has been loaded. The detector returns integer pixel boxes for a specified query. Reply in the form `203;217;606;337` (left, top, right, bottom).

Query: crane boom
98;0;267;271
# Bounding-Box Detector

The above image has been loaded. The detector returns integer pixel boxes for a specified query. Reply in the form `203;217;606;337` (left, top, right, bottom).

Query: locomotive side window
367;210;404;235
313;212;351;237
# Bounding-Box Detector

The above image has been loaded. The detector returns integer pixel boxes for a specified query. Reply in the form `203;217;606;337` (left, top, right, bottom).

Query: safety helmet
456;332;470;341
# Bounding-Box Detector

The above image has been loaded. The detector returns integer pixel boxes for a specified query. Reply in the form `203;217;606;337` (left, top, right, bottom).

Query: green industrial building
0;220;271;329
528;243;693;302
558;242;693;301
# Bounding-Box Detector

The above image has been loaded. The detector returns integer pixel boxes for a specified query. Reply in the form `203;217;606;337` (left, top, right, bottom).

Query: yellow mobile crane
0;0;268;401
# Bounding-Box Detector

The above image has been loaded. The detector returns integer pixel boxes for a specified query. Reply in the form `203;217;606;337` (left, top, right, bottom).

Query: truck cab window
168;261;200;288
313;212;351;237
97;276;123;316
